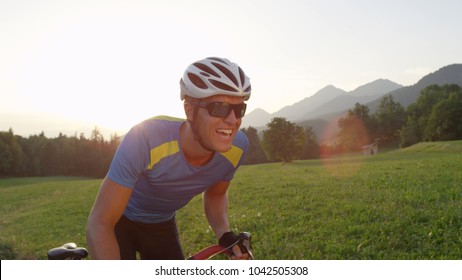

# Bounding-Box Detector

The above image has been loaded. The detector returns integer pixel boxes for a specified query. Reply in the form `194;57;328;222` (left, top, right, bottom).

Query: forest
0;128;119;178
1;84;461;176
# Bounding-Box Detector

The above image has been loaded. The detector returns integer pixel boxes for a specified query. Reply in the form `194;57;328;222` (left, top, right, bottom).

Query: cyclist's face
195;95;245;153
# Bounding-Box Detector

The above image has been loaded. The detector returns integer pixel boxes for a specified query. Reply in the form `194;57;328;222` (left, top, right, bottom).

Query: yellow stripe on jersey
148;140;180;170
221;145;244;168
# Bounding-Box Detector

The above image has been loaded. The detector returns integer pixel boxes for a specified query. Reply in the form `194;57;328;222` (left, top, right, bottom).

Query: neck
180;121;215;166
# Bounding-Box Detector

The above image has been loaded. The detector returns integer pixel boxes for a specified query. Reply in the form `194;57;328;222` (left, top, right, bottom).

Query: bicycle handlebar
188;232;253;260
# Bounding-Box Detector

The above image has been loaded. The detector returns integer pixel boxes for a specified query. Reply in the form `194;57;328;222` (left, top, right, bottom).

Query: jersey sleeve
107;125;150;188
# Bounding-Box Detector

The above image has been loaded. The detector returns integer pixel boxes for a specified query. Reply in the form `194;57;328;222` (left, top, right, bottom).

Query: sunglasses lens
235;103;246;118
204;102;247;118
209;103;230;117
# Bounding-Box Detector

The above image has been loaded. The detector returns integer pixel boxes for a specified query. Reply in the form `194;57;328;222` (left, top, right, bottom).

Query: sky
1;0;461;138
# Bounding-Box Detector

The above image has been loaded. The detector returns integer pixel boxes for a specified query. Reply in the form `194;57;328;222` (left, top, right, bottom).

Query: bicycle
47;232;253;260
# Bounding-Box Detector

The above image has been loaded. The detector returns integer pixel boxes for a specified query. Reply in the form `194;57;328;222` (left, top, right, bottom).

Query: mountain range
242;64;462;133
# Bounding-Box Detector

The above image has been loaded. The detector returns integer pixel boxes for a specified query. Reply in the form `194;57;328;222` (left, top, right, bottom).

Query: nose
224;109;239;124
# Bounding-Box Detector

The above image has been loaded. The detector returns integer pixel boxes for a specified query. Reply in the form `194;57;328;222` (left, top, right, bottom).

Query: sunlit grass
179;141;462;259
0;178;99;259
1;141;461;259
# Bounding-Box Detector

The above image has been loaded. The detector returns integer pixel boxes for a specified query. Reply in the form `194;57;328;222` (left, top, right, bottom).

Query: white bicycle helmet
180;57;251;101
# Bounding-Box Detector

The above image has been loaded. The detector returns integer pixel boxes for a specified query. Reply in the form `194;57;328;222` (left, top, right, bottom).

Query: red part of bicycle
188;244;231;260
188;232;254;260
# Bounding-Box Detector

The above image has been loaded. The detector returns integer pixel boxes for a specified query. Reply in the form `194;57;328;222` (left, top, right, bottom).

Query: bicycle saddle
47;242;88;260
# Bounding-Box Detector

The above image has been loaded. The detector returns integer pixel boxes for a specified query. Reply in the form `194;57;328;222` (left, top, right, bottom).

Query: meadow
1;141;461;260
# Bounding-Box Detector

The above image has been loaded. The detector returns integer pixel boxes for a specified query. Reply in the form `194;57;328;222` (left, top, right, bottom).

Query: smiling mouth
216;128;233;138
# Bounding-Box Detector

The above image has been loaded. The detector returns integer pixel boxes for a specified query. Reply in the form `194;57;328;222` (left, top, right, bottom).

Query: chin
210;135;235;153
213;142;233;153
214;146;232;153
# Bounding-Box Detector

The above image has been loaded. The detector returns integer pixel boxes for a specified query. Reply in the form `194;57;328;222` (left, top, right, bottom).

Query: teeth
217;129;233;136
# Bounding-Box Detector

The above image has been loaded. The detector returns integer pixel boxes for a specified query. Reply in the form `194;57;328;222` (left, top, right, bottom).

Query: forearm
86;219;121;259
85;178;132;260
203;191;230;239
203;182;249;260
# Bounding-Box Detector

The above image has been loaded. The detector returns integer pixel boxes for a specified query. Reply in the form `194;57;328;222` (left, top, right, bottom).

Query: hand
230;245;250;260
219;231;252;260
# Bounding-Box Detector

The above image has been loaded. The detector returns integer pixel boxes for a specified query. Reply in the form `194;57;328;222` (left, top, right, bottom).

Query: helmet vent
212;62;239;87
209;79;238;92
194;63;220;77
188;73;208;89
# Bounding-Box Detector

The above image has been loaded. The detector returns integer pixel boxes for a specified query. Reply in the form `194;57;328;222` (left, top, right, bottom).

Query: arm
203;181;248;259
86;177;133;259
203;181;231;239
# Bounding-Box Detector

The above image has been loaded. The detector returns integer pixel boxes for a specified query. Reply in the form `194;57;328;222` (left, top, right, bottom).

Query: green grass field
1;141;461;259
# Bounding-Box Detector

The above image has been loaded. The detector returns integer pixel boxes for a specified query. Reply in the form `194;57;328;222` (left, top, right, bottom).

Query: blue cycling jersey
107;116;249;223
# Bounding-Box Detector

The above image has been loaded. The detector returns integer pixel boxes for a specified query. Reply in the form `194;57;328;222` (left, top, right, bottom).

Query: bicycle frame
188;244;231;260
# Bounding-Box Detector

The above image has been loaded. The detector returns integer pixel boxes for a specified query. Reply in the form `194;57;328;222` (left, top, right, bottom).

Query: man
86;57;252;259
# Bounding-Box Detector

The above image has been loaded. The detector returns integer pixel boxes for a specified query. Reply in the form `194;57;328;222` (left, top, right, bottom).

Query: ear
184;101;195;122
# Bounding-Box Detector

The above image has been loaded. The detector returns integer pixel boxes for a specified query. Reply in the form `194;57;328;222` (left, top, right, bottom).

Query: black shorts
114;215;185;260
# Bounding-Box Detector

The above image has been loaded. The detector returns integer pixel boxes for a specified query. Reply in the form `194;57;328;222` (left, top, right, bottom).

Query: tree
18;132;48;176
399;105;421;148
0;129;26;176
400;84;462;147
374;94;406;145
0;138;13;175
91;126;104;143
261;117;305;163
337;103;373;152
240;126;267;164
300;126;319;159
426;91;462;141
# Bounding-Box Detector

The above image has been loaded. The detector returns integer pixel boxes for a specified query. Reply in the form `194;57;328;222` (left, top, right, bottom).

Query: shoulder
122;116;184;147
129;116;184;136
137;115;184;131
233;130;249;150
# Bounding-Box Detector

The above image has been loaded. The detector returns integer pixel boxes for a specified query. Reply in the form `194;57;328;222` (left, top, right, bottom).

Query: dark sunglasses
196;101;247;118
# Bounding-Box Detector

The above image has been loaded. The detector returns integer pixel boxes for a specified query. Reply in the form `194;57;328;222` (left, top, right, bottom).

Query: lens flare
320;116;370;179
